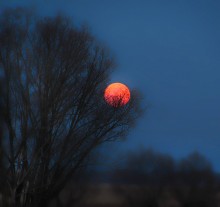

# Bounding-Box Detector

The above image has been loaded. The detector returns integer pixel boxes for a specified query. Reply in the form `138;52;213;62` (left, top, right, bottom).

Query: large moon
104;82;131;107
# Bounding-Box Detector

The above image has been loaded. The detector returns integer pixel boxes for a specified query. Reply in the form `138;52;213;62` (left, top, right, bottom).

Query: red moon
104;82;130;107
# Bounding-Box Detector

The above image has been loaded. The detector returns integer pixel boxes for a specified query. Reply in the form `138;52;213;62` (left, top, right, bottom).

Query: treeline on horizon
64;149;220;207
103;149;220;207
111;149;219;186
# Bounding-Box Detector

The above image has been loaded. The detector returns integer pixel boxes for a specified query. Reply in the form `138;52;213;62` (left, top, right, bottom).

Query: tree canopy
0;8;142;207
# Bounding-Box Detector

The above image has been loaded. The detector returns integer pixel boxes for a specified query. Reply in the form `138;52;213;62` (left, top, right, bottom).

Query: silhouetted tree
177;152;216;207
0;78;7;206
0;8;141;207
178;151;213;185
114;149;175;185
113;149;175;207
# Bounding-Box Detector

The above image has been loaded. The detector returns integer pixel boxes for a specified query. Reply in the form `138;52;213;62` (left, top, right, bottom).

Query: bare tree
0;8;142;207
0;78;7;206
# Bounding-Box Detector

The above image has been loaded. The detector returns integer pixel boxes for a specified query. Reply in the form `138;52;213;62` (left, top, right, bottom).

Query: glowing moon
104;82;130;107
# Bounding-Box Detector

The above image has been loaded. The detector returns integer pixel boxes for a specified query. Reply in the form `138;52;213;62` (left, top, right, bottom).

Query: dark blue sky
1;0;220;170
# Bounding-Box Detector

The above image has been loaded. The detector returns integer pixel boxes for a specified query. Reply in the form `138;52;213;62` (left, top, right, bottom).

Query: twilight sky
1;0;220;170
